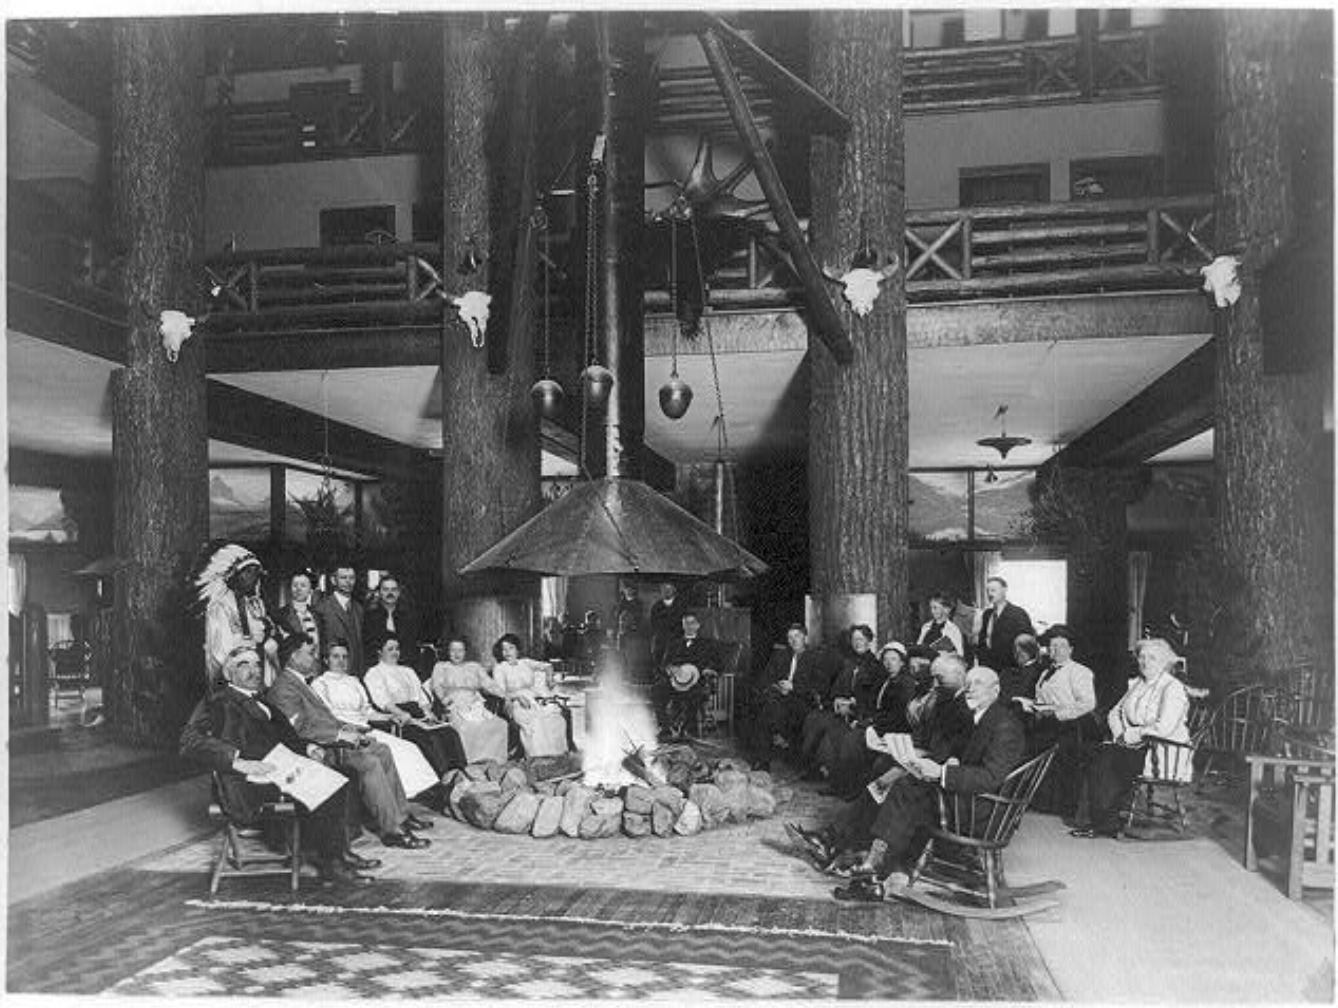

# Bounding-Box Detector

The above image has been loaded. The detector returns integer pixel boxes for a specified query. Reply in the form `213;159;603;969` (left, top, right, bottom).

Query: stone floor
6;717;1336;1002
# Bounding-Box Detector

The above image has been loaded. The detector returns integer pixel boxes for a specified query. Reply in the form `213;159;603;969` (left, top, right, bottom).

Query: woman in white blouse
1071;637;1190;838
365;636;466;777
428;638;509;765
491;633;571;758
1016;625;1098;817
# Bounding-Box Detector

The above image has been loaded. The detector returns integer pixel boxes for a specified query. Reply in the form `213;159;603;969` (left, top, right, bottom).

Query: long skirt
449;711;509;765
507;700;569;757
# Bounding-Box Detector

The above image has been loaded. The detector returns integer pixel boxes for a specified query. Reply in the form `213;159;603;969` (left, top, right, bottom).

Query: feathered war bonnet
194;543;263;610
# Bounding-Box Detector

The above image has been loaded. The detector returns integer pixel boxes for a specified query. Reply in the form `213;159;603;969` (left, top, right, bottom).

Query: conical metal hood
459;477;769;579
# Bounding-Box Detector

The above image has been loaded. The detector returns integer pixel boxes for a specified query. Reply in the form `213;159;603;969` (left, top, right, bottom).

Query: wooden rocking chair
1123;734;1196;835
898;747;1063;918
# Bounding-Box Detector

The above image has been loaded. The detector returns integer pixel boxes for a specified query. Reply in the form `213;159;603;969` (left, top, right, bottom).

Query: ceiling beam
9;447;112;488
7;282;126;363
206;380;434;483
1040;340;1216;472
204;326;441;372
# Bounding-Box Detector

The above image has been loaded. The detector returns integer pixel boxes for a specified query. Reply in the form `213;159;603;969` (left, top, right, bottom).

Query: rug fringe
184;898;951;948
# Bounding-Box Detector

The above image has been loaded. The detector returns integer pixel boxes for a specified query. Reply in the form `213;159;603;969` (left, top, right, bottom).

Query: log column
439;15;542;653
108;20;209;746
1213;11;1329;680
807;12;909;644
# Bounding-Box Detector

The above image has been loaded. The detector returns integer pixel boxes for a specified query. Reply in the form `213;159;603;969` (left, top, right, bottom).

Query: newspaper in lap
864;727;922;805
245;744;346;811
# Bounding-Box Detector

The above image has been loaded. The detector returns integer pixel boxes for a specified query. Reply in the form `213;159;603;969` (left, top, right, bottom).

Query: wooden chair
1245;747;1336;899
48;640;92;705
1196;684;1273;783
1123;734;1196;833
907;747;1058;912
207;772;303;895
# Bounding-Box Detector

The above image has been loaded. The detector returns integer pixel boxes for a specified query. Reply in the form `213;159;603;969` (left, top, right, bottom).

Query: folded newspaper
864;726;918;767
245;744;346;811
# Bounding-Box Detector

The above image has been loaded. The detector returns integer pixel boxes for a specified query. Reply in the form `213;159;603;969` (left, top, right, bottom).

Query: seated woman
822;641;920;799
428;638;509;765
801;625;884;778
1071;637;1190;838
491;633;573;758
1014;624;1099;817
364;636;467;778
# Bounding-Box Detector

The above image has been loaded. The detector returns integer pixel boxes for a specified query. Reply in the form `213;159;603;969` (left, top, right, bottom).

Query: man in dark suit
653;611;724;740
275;569;322;657
974;576;1035;676
751;624;836;771
266;637;432;850
179;644;372;884
362;574;426;676
647;582;689;667
315;564;366;676
856;665;1025;885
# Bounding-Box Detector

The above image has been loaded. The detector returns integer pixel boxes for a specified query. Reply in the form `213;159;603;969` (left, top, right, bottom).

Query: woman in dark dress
800;624;884;778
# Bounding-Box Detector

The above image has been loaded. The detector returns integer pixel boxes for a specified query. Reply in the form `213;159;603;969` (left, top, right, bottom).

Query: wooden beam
644;291;1211;356
7;282;127;364
9;447;112;487
693;14;851;137
697;28;853;365
205;380;434;482
205;325;441;372
1041;339;1215;472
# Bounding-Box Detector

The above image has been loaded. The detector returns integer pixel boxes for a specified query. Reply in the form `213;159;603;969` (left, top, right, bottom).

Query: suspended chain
669;218;680;378
689;214;729;461
578;156;603;480
534;202;552;379
319;369;334;497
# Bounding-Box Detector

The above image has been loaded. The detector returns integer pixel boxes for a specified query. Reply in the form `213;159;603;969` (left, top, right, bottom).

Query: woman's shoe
383;831;431;849
341;850;383;871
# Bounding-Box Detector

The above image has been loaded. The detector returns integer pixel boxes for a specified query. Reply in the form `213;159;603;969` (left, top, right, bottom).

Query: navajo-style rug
9;869;1057;1000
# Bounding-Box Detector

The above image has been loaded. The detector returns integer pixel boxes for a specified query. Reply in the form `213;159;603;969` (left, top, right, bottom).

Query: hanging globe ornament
581;364;614;406
530;377;565;419
659;373;693;420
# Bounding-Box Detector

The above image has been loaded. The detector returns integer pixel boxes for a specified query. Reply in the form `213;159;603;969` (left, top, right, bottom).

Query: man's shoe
403;814;434;832
342;850;383;871
784;822;834;865
383;831;431;849
318;860;372;885
832;878;884;903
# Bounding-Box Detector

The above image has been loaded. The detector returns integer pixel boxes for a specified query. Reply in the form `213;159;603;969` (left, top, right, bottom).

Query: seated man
750;624;835;771
267;638;432;850
786;652;974;870
652;612;723;741
180;644;374;884
834;665;1024;895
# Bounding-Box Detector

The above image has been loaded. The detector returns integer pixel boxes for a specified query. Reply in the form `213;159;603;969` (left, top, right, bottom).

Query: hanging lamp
528;204;565;419
658;212;694;420
977;404;1032;459
579;155;614;407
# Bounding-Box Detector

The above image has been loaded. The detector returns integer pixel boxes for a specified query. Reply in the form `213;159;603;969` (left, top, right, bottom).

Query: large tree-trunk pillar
108;20;209;746
1213;11;1328;680
807;12;909;644
439;16;542;654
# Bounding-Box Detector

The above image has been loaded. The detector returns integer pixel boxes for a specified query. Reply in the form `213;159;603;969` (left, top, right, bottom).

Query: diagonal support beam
698;28;853;365
1041;339;1215;473
695;13;851;137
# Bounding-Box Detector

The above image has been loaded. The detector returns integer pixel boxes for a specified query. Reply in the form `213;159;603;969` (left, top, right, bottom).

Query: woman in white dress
365;636;466;777
490;633;572;758
428;638;508;765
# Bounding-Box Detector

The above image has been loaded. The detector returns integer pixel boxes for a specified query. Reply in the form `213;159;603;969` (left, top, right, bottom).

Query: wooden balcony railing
208;88;426;165
644;194;1216;310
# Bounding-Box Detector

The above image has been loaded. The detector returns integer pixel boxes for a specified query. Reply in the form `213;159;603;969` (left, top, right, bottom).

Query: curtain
8;554;27;617
540;576;567;623
1127;550;1151;650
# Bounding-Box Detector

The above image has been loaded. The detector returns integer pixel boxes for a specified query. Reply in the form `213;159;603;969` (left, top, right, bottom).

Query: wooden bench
1244;750;1335;899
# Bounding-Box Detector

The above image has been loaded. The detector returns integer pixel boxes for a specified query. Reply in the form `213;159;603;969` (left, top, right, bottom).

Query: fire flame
581;655;663;790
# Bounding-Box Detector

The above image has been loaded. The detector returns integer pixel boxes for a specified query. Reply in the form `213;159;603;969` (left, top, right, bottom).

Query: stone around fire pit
440;750;785;840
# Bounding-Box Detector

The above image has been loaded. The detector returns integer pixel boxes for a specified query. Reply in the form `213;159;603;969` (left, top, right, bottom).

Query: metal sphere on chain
658;375;693;420
530;378;565;419
581;364;614;406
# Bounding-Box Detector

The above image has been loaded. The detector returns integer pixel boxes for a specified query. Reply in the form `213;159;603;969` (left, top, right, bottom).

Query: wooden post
439;14;542;653
807;11;909;644
108;19;210;746
1212;10;1330;681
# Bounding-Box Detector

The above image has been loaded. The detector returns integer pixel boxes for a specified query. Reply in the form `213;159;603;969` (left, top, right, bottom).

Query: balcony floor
7;721;1333;1002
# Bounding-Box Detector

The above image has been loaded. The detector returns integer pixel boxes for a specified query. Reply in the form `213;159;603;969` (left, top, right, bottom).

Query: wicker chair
1123;734;1197;833
908;747;1056;910
207;772;303;895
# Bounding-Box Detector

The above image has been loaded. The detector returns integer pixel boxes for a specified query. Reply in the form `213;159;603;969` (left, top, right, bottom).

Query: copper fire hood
459;15;767;583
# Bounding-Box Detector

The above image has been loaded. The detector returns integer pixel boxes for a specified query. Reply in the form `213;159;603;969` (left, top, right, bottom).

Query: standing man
974;576;1034;675
363;574;423;677
196;543;280;687
647;582;688;667
752;624;836;771
316;564;365;676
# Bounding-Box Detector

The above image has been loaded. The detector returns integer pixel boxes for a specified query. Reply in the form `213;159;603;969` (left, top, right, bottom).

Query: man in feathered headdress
197;543;279;687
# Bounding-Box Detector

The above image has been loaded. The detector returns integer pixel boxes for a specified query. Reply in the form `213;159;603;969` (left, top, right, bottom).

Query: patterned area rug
111;935;844;999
